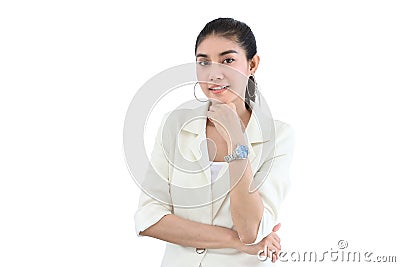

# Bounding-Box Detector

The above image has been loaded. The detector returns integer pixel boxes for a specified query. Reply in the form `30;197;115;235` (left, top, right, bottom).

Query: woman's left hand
235;223;282;263
206;102;244;144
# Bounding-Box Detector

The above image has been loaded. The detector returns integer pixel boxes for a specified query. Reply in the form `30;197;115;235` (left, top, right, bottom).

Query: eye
223;58;235;64
197;61;211;66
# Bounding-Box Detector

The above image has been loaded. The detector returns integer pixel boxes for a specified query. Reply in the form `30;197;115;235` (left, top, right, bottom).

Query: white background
1;0;399;266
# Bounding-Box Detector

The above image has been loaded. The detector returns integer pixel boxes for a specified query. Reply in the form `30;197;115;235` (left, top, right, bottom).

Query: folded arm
139;214;242;249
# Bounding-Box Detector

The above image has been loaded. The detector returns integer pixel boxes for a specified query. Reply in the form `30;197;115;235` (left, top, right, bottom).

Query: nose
208;63;224;82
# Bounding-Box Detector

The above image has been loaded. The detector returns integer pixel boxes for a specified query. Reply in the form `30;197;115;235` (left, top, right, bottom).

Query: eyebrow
196;49;238;58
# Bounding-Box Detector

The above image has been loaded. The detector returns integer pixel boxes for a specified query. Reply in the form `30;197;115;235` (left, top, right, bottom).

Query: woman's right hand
235;223;282;263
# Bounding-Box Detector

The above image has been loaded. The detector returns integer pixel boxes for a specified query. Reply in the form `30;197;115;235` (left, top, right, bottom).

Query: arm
206;103;266;244
134;112;241;250
227;121;295;244
140;214;241;249
227;135;264;244
142;215;282;262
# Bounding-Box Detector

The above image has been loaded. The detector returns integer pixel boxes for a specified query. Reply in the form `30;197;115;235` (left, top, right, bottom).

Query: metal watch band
224;144;249;163
224;153;236;163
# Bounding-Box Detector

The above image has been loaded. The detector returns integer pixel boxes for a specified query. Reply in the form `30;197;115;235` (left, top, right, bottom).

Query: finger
272;223;281;232
227;102;236;110
209;99;219;106
268;233;279;243
266;240;280;254
274;250;281;261
274;248;281;261
267;237;280;250
269;232;277;239
264;244;268;257
270;234;281;246
272;240;281;251
272;253;278;263
268;248;276;260
210;103;221;110
268;245;279;256
274;234;281;243
263;245;273;259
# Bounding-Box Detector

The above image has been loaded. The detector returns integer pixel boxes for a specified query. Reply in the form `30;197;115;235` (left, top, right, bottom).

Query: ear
249;54;260;74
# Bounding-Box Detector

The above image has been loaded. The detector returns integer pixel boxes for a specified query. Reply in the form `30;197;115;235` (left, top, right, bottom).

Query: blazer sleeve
247;121;295;245
134;112;173;237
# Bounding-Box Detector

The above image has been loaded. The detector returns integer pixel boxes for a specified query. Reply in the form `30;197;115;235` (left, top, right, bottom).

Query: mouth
209;85;229;94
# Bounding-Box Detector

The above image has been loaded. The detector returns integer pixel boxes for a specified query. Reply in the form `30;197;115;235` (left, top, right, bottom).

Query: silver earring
193;82;208;102
247;74;258;98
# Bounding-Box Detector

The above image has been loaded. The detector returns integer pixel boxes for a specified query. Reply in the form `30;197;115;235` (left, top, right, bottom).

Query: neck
232;98;251;129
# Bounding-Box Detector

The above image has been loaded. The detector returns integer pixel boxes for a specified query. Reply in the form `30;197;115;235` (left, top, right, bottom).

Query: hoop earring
247;74;259;98
193;82;208;102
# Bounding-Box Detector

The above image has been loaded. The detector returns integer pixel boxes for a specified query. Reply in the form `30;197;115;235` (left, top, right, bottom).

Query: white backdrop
1;0;399;266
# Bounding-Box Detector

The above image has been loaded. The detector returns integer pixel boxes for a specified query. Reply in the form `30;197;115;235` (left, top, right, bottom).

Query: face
195;35;257;106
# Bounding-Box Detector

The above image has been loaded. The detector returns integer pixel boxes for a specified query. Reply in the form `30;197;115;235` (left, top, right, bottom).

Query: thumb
272;223;281;232
227;102;237;111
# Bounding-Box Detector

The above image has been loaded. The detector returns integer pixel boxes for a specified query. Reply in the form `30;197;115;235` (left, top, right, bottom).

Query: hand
235;223;282;263
206;101;244;144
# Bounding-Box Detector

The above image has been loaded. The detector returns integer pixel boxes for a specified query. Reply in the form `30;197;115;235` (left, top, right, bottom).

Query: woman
134;18;295;266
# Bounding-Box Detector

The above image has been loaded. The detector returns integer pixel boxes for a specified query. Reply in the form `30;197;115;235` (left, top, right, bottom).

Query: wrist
229;230;243;250
227;137;246;154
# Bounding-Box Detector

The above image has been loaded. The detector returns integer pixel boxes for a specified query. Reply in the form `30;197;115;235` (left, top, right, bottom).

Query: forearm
139;214;241;249
228;137;264;244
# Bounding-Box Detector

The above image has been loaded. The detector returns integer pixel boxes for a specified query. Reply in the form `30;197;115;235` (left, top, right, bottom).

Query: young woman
134;18;295;267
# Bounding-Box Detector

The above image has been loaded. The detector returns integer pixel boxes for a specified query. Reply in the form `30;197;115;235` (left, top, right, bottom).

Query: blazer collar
181;99;273;144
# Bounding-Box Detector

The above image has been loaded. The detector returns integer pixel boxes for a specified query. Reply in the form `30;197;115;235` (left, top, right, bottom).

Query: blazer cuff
134;204;172;237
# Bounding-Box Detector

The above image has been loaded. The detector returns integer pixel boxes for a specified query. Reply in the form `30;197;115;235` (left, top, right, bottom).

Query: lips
209;85;229;93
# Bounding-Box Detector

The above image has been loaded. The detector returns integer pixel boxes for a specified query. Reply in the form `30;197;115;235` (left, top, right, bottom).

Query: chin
208;94;238;104
208;97;231;104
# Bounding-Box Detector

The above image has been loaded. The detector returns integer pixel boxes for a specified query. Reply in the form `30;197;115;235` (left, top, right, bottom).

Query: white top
209;161;228;183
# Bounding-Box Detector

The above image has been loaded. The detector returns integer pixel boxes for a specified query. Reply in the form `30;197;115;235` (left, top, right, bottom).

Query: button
196;248;206;254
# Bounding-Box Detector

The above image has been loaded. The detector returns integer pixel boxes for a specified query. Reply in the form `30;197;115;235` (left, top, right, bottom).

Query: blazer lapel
183;101;213;186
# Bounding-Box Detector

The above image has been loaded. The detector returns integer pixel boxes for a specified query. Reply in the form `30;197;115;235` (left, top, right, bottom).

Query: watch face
236;145;249;158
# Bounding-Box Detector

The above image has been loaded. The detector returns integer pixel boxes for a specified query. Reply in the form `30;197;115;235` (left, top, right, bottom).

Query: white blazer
134;99;295;267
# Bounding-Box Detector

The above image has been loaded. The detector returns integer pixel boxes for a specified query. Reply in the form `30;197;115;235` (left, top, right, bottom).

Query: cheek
199;82;210;93
225;61;249;79
195;67;208;93
232;63;249;77
196;67;208;82
226;68;249;93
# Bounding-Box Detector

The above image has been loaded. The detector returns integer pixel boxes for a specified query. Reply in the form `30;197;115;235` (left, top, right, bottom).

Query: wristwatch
224;144;249;163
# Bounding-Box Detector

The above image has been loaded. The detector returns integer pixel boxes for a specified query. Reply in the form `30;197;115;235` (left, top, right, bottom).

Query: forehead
196;35;245;56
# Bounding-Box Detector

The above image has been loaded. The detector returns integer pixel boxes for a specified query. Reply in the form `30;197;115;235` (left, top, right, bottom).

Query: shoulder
159;103;207;129
273;119;295;148
273;120;295;137
159;108;198;129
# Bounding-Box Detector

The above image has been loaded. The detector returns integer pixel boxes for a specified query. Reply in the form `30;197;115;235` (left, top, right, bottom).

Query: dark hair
195;18;257;110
